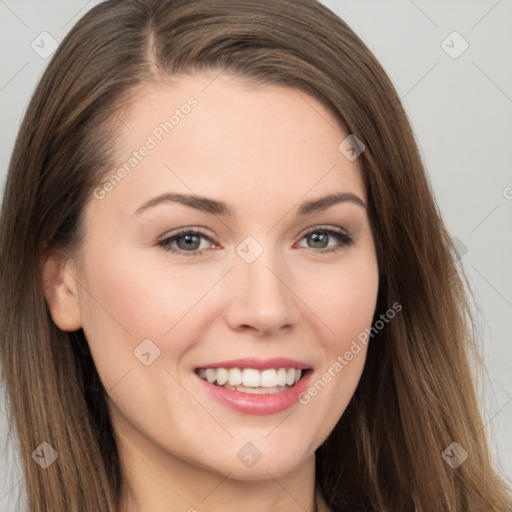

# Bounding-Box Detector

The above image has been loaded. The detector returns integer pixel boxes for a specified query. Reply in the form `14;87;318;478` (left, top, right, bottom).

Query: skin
44;72;379;512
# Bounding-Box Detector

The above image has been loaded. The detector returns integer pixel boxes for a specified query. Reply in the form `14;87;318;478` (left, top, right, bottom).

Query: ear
42;248;82;331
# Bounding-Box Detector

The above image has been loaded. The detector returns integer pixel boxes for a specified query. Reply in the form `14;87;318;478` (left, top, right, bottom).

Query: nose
223;239;301;336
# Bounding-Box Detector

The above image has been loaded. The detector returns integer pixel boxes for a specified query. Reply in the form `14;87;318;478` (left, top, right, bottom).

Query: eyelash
157;226;354;258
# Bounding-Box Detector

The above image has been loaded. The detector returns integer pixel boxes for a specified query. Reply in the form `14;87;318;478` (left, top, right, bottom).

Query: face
48;73;379;485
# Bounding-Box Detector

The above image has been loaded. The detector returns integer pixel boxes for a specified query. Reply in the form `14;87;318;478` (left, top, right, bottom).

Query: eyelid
297;224;350;238
157;225;214;240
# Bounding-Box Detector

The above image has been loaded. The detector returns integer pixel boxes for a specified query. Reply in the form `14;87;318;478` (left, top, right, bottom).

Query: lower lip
195;371;312;415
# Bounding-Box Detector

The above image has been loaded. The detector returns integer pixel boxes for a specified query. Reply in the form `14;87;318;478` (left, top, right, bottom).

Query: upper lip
195;357;312;370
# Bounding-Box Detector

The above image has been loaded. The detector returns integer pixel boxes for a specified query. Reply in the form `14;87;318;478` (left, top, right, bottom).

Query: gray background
1;1;511;509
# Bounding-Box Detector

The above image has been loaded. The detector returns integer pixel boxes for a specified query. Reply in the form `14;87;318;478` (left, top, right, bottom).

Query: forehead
94;72;366;218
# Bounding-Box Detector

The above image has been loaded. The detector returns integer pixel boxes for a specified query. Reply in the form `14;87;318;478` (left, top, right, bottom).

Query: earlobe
42;249;82;331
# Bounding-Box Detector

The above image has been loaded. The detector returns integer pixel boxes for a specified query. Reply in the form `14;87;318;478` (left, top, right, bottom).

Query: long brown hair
1;0;510;510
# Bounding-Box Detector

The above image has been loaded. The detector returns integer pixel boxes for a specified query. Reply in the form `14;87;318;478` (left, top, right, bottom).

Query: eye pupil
177;234;200;250
308;232;328;248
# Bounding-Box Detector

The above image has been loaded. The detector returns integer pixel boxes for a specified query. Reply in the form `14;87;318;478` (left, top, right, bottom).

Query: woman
0;0;510;510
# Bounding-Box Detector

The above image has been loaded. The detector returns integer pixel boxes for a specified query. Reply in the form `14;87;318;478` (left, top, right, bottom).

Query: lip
194;368;313;415
194;357;311;370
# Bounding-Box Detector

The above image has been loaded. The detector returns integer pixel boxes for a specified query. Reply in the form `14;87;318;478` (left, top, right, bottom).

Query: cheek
75;243;231;382
298;251;379;348
313;266;377;377
294;253;378;438
78;242;214;333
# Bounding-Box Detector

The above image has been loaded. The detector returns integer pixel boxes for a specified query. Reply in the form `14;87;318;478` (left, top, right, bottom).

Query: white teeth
205;368;216;384
276;368;287;386
286;368;296;386
197;367;304;389
227;368;243;386
242;368;260;387
216;367;229;386
260;369;277;387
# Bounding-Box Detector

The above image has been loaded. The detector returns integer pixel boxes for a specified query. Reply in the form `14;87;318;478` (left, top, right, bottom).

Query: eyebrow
133;191;366;217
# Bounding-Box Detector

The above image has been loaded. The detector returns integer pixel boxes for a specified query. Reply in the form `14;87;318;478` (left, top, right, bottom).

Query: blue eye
157;227;354;257
157;229;212;256
297;228;354;253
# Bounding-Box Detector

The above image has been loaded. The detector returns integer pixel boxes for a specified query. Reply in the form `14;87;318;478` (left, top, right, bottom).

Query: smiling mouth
194;367;311;394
